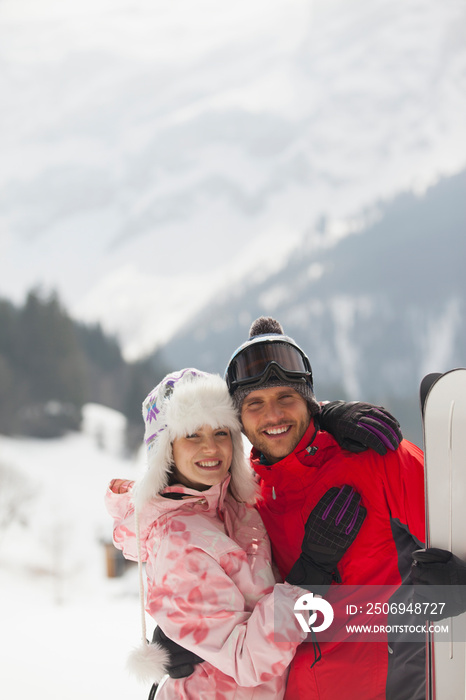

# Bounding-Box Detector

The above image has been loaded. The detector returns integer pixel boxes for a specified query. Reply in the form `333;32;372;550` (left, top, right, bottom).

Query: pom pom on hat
249;316;284;336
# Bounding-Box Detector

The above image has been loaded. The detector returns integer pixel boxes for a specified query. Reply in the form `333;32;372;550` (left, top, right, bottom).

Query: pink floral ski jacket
106;475;307;699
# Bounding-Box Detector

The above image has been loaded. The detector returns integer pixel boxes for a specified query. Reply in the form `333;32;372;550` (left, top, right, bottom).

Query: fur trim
133;426;173;510
134;369;258;508
164;373;242;438
127;641;170;684
228;429;259;504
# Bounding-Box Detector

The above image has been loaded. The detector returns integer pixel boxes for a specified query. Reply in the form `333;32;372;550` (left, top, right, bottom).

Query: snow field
0;406;153;699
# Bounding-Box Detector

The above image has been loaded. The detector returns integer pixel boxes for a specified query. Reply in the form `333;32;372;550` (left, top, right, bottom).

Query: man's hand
412;548;466;619
286;485;366;591
319;401;402;455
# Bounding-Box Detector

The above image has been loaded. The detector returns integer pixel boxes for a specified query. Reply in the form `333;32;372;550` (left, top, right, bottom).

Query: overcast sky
1;0;465;357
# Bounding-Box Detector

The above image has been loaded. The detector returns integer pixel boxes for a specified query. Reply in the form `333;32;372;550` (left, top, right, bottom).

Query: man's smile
263;425;292;437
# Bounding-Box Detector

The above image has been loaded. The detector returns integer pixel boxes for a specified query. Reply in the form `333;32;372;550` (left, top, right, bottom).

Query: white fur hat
134;367;258;509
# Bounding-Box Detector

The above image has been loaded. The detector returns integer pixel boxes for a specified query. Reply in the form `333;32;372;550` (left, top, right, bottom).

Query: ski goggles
225;337;313;395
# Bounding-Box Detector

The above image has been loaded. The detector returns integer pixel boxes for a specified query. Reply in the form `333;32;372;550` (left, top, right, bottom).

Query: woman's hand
109;478;134;494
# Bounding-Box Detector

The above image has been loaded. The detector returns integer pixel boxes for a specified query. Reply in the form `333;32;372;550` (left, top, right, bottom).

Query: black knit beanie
232;317;320;417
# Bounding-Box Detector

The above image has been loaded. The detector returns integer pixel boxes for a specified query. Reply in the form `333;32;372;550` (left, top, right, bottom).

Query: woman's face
171;424;233;491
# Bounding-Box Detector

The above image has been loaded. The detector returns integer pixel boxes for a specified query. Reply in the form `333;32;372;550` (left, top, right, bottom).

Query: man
224;316;427;699
152;316;466;697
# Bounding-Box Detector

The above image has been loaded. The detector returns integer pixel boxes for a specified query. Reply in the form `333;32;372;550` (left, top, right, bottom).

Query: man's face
240;386;311;464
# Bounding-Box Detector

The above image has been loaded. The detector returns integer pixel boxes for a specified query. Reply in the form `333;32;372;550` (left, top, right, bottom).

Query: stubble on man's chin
248;430;305;465
264;439;302;465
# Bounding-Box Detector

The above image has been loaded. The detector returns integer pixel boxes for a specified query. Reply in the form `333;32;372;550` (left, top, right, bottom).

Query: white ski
422;368;466;700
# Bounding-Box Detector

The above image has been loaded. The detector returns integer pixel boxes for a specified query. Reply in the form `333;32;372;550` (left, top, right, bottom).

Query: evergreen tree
0;288;170;445
17;289;87;407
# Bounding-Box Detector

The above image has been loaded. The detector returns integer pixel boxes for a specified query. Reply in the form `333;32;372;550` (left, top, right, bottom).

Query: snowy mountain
157;169;466;445
1;0;465;358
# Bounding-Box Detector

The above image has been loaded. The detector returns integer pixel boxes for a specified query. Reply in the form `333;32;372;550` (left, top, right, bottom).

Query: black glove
152;626;204;679
286;485;366;591
411;548;466;619
319;401;402;455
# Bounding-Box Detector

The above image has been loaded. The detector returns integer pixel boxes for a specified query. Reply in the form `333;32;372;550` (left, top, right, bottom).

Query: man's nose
263;400;285;422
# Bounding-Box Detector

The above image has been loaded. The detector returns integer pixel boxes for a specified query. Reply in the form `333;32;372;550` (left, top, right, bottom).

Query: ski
421;368;466;700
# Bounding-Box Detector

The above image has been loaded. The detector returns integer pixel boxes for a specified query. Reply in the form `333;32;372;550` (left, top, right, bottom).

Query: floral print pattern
106;475;306;699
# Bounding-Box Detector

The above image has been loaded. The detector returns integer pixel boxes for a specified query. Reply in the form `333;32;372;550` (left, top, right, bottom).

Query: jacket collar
250;419;339;488
150;473;232;516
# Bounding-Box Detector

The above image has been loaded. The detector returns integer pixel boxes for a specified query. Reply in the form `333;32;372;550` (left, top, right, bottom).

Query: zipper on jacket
272;486;276;500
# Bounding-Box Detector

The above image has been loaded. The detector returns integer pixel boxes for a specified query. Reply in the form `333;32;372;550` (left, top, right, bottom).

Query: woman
106;368;363;699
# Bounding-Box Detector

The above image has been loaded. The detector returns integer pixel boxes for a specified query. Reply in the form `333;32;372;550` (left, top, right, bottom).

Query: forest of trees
0;289;169;450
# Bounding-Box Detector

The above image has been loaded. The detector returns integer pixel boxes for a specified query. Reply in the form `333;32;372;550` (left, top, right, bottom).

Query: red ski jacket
252;419;426;700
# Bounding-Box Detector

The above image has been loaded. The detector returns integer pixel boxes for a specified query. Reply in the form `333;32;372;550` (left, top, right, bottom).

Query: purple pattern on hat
143;368;208;449
146;400;160;423
145;424;167;445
